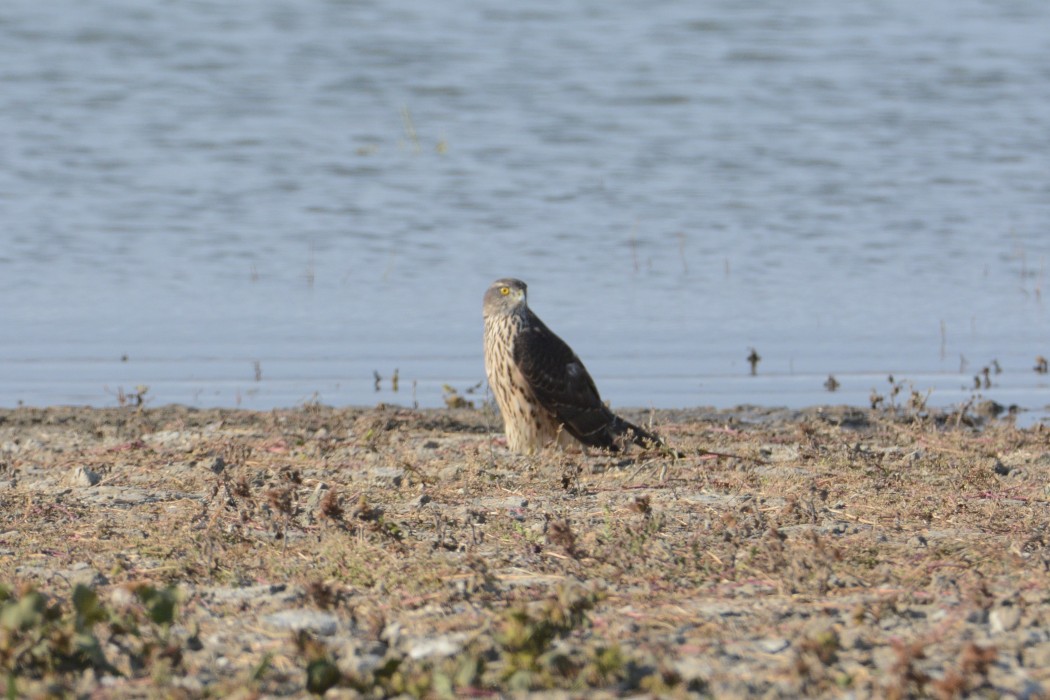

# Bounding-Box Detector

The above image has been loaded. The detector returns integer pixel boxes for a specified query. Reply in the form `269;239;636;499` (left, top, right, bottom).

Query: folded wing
513;310;657;450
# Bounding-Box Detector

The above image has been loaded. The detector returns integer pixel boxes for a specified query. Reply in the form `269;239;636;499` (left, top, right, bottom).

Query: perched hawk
483;278;659;454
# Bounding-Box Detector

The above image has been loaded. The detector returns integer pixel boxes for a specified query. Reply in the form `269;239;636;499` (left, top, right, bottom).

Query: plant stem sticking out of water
400;105;421;154
747;348;761;375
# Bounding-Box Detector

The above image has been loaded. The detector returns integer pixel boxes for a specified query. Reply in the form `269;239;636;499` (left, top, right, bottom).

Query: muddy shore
0;403;1048;698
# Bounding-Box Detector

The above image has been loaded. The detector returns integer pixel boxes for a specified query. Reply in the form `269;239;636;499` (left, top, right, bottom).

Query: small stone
967;609;989;624
908;534;928;548
758;638;790;654
370;467;404;487
204;583;297;605
65;563;107;588
305;482;329;514
1023;642;1050;670
171;676;204;694
263;609;339;636
423;440;439;449
70;466;101;487
438;465;462;481
110;586;137;609
77;486;154;506
1021;630;1049;648
381;621;402;647
839;628;873;651
144;430;185;447
334;641;387;677
501;497;528;509
822;521;848;535
408;634;464;660
990;606;1021;634
674;657;713;682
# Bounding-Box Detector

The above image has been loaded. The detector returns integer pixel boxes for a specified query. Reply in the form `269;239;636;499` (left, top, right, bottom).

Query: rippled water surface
2;0;1049;416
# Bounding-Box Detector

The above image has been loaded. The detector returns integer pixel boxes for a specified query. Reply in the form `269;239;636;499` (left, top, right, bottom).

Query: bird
482;278;660;455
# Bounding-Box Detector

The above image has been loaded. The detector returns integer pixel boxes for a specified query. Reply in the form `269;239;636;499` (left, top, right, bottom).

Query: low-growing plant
0;582;181;696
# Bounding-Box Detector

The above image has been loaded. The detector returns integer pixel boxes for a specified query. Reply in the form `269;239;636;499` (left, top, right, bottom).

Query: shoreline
1;403;1048;696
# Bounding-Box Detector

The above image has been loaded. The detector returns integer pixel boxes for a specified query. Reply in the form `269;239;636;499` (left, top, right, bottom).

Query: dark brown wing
513;309;657;450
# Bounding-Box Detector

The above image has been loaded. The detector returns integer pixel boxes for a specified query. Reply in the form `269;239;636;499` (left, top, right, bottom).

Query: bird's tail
609;414;663;452
561;405;667;452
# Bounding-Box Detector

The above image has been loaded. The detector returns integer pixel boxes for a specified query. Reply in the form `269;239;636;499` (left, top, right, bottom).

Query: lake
2;0;1048;420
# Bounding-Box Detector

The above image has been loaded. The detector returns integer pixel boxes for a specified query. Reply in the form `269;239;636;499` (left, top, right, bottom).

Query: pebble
3;438;42;453
758;444;799;462
76;487;159;507
757;638;790;654
990;606;1022;634
476;496;528;510
110;586;137;609
438;464;463;481
871;645;898;671
673;656;714;682
370;467;404;487
70;466;101;487
15;563;108;588
263;609;339;636
1023;642;1050;670
143;430;187;446
407;634;465;660
305;482;329;514
334;640;388;677
381;621;402;647
839;628;873;651
203;583;302;605
66;562;108;588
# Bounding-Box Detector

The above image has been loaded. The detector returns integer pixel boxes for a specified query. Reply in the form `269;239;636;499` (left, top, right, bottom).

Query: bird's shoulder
514;310;577;364
513;310;600;403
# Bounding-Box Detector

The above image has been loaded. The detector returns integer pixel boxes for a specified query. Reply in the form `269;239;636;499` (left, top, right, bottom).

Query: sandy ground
0;402;1048;698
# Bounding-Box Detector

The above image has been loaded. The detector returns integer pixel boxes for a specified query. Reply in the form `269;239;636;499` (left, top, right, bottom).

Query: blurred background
1;0;1048;417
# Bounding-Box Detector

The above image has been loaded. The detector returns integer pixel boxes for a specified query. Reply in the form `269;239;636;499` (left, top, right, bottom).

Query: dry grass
0;404;1048;697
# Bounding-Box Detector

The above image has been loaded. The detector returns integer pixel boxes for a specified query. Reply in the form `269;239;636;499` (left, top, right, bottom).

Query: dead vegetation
0;404;1048;697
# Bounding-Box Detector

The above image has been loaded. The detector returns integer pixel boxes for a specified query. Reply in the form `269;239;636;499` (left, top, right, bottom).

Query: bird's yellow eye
499;286;510;296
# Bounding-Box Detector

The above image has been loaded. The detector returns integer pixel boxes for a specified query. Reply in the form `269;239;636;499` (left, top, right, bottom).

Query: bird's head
483;278;528;317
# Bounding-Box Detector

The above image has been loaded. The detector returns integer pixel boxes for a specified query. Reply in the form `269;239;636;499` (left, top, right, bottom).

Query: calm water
2;0;1049;418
